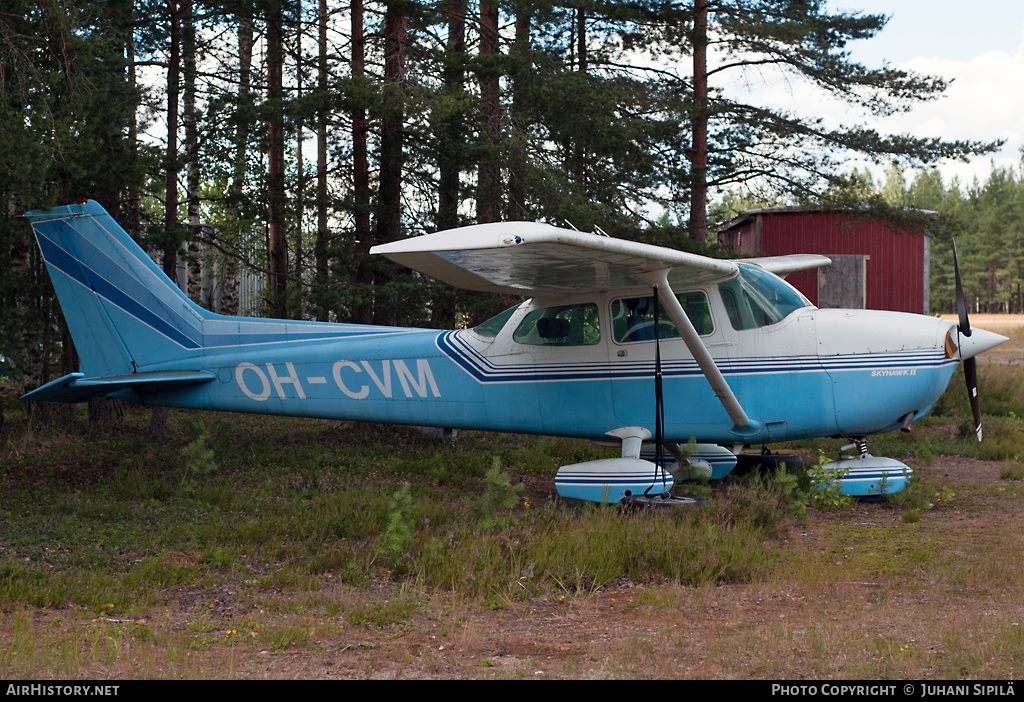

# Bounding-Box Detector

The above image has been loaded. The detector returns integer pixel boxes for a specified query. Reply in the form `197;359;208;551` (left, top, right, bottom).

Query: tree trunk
508;4;531;221
58;310;78;427
577;7;586;74
294;0;304;315
352;0;374;324
267;2;287;318
232;12;254;203
154;0;181;438
367;3;406;325
315;0;330;321
184;0;199;296
437;0;466;231
164;0;180;285
375;4;406;243
573;7;586;185
476;0;501;224
688;0;709;242
127;10;140;231
89;397;125;428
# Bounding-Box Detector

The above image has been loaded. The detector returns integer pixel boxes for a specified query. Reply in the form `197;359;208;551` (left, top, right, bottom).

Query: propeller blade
953;240;972;338
964;357;982;442
953;240;982;441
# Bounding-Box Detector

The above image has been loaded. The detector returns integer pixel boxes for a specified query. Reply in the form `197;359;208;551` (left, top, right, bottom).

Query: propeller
953;240;983;442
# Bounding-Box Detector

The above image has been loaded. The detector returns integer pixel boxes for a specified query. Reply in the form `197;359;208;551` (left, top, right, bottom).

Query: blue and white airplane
23;201;1006;502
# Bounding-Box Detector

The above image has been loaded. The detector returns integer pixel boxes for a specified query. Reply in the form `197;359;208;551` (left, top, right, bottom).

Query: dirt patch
919;455;1012;484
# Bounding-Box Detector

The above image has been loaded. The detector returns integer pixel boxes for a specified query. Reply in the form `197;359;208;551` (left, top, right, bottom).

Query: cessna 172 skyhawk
23;201;1006;503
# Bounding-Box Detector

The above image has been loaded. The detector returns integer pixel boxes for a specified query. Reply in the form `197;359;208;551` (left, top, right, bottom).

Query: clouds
714;18;1024;189
894;29;1024;180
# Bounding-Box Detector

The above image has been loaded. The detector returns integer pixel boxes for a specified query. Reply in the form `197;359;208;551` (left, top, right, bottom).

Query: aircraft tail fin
25;200;211;377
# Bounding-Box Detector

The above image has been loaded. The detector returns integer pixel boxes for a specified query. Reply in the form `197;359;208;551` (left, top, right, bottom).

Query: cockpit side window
610;292;713;343
513;303;601;346
717;264;812;330
473;303;523;338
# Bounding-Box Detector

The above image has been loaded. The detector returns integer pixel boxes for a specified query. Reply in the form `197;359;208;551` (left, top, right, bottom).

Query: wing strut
638;268;762;436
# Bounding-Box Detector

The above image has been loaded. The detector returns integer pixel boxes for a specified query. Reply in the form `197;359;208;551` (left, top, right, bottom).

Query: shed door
817;255;869;309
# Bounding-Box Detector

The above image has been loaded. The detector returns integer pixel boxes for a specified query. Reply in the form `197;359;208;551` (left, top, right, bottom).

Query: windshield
718;264;812;330
473;303;523;338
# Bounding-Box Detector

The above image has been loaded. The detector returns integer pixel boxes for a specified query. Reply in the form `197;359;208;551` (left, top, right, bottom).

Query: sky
720;0;1024;189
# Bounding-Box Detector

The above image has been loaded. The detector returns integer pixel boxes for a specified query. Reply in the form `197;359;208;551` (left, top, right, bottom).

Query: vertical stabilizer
25;201;209;376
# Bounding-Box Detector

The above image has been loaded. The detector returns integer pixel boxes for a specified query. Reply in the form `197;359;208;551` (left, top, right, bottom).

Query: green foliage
965;414;1024;461
808;453;853;512
1001;465;1024;481
886;471;957;522
179;424;217;494
472;457;525;531
705;477;797;540
379;482;415;562
769;464;809;523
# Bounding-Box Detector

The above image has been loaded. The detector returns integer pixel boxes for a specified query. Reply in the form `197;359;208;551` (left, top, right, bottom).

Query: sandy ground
939;313;1024;330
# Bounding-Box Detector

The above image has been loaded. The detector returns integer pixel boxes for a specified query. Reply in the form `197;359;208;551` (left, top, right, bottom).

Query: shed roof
716;206;939;233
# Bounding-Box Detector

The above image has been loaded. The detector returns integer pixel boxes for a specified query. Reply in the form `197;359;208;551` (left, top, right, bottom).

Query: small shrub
379;482;415;561
887;472;955;519
934;485;956;507
179;424;217;493
1001;464;1024;481
770;464;808;523
472;457;524;530
808;453;852;512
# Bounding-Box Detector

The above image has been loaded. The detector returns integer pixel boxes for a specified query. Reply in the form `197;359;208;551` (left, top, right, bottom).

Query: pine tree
683;0;1001;241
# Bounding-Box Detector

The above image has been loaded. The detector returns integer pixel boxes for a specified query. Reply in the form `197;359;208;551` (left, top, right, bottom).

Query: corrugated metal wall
726;212;926;314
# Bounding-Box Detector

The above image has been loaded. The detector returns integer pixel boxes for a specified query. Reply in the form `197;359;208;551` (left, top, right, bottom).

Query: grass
3;347;1024;678
0;402;794;614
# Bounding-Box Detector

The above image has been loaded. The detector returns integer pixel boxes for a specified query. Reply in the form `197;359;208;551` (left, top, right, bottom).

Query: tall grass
0;403;795;620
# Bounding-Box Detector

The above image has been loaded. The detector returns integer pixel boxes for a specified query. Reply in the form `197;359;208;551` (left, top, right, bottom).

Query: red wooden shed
717;207;933;315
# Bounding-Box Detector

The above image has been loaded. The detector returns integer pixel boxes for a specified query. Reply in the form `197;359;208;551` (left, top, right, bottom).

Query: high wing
370;222;737;295
739;254;832;278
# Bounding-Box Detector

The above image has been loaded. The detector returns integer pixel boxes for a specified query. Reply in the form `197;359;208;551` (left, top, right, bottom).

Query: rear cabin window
513;303;601;346
611;292;713;343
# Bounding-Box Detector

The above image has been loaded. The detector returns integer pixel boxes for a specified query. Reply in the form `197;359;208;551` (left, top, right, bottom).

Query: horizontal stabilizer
22;370;216;403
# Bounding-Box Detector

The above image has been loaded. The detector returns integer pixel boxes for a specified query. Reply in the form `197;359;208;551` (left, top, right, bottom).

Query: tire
733;453;803;475
620;494;706;512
